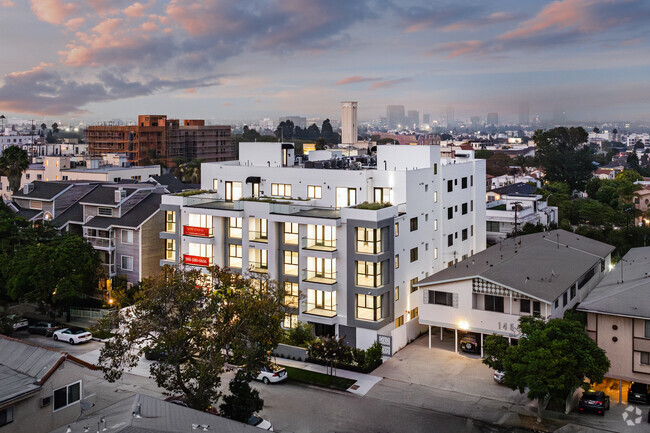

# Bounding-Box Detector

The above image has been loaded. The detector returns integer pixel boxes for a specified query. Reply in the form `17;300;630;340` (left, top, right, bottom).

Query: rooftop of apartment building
490;182;538;196
414;230;615;302
578;247;650;319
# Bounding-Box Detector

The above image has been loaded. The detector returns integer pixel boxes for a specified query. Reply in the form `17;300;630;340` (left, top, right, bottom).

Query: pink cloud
123;1;153;18
184;88;197;94
441;11;521;32
0;0;15;7
141;21;158;32
335;75;379;85
6;62;53;78
255;99;262;103
30;0;76;25
426;40;487;59
65;17;85;31
222;102;231;106
369;78;411;89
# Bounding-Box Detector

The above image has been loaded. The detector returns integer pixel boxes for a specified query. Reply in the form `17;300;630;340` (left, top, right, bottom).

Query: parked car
628;382;650;405
256;365;287;384
28;321;62;337
247;414;273;431
493;370;505;384
7;315;28;331
578;390;610;416
53;327;92;344
144;345;169;361
459;334;480;353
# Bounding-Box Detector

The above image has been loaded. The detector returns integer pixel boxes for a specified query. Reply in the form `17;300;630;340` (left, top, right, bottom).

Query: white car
493;370;505;384
53;327;92;344
247;415;273;431
256;365;287;384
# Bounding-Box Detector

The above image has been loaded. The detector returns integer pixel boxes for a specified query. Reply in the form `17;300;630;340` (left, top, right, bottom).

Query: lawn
282;365;356;391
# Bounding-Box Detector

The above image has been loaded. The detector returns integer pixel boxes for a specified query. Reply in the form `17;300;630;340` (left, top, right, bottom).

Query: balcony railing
302;269;337;285
101;263;115;276
356;240;382;255
86;236;115;249
228;227;242;239
183;225;212;237
249;230;268;243
284;233;299;245
302;301;337;317
302;237;337;252
183;254;212;267
248;262;269;274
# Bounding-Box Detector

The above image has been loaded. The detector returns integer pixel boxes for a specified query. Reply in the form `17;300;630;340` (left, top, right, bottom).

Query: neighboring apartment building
10;181;165;287
0;336;99;433
578;247;650;402
86;115;234;167
415;230;614;356
160;142;486;355
485;183;558;243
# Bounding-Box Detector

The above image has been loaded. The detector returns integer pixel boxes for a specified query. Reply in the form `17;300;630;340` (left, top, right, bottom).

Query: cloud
30;0;76;25
65;17;86;31
335;75;380;85
255;99;262;103
184;88;197;93
441;11;523;32
123;1;153;18
426;40;487;59
0;0;15;7
369;78;411;89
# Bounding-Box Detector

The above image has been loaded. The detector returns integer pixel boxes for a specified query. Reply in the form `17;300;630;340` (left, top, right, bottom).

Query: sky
0;0;649;124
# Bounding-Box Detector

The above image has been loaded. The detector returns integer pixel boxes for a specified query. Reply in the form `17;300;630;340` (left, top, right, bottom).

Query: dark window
447;234;453;246
0;407;13;427
429;290;453;306
533;301;541;317
447;207;453;219
471;200;474;211
434;164;438;175
53;382;81;411
563;292;568;306
471;175;473;187
409;277;418;293
462;177;468;188
54;387;67;410
578;267;596;289
645;320;650;338
447;180;453;192
410;217;418;231
570;285;576;299
485;295;504;312
642;352;650;365
520;299;531;313
554;299;559;308
486;221;499;232
410;247;418;262
462;203;468;214
462;229;468;240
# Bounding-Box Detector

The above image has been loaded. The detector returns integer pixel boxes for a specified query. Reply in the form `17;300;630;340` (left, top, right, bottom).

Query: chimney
23;183;34;194
114;187;125;203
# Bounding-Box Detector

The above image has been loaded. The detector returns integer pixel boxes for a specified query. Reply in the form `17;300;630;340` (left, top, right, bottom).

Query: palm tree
181;159;202;184
0;146;29;194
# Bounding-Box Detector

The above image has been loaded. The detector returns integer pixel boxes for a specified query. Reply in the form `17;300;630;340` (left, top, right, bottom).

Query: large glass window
248;248;268;273
165;210;176;232
356;227;382;254
428;290;453;306
284;282;299;308
306;225;336;250
187;213;213;236
356;261;382;287
486;221;500;232
307;289;336;315
53;381;81;411
165;239;176;261
485;295;505;312
356;294;382;321
306;257;336;282
307;185;322;199
336;187;357;208
284;222;299;245
374;187;391;203
284;251;299;276
271;183;292;197
283;313;298;329
228;217;242;238
249;218;268;243
228;244;242;268
225;181;242;201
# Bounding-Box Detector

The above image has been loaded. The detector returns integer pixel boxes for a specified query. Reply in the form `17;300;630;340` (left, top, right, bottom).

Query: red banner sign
183;225;211;237
183;255;211;267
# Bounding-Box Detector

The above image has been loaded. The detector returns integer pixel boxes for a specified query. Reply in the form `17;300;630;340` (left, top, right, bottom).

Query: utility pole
513;201;522;239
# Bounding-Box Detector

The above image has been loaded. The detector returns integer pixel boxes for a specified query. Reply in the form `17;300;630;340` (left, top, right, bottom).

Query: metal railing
302;237;337;251
70;307;115;320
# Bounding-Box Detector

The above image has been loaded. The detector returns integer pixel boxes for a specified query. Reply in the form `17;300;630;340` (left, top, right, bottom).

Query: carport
424;322;517;358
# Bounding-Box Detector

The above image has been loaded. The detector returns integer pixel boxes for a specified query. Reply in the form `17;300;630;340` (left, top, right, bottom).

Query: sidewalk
274;357;382;396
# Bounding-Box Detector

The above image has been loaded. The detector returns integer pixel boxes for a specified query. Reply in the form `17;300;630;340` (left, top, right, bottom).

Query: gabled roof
578;247;650;319
8;201;42;220
415;230;615;303
491;182;537;196
149;173;183;193
12;181;71;200
80;186;137;206
84;192;162;229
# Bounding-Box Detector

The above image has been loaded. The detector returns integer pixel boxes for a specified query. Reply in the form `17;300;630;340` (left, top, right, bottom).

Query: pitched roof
9;201;42;220
578;247;650;319
415;230;615;303
84;192;162;229
491;182;537;196
80;186;137;206
150;173;184;193
12;181;71;200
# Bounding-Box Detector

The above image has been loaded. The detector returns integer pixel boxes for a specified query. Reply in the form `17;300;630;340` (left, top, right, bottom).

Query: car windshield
631;383;648;393
582;392;601;399
69;328;87;335
248;416;263;426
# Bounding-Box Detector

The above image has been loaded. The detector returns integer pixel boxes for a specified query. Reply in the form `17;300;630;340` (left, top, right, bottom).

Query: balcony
101;263;115;276
249;230;268;243
356;240;383;255
248;262;269;274
302;301;337;318
183;225;212;237
302;269;337;285
183;254;212;267
86;236;115;250
302;237;337;252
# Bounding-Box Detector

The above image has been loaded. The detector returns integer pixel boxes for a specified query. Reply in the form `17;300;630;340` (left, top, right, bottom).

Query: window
271;183;292;197
447;180;453;192
356;227;382;254
533;301;541;317
394;285;399;301
306;225;336;250
224;181;242;201
228;217;242;238
284;222;299;245
486;221;499;232
165;211;176;232
248;248;268;272
447;234;453;247
428;290;453;306
554;299;559;308
356;261;382;287
484;295;504;312
578;267;596;289
307;289;336;313
212;179;218;190
374;187;391;203
410;217;418;231
395;315;404;328
462;203;468;215
642;352;650;365
249;218;268;242
98;207;112;216
471;200;474;211
283;314;298;329
307;185;322;199
165;239;176;261
471;225;474;236
645;320;650;338
307;257;336;281
434;248;438;259
471;175;474;187
409;277;418;293
228;244;242;268
53;381;81;411
283;282;299;308
434;191;437;202
520;299;531;313
37;174;42;180
357;294;382;321
570;285;576;299
120;255;133;271
434;163;437;175
563;291;568;306
462;177;468;189
425;184;428;192
447;207;453;220
0;406;13;427
284;251;299;276
394;222;399;237
410;247;418;262
409;307;418;320
336;187;357;208
121;229;133;244
462;229;468;241
395;254;399;269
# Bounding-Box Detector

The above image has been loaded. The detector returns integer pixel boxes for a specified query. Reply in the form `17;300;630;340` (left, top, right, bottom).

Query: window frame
356;293;382;321
0;406;13;427
120;255;133;271
410;217;418;232
307;185;322;199
410;247;418;262
271;183;292;198
228;244;243;268
121;229;133;244
53;381;82;412
165;238;176;261
165;210;176;233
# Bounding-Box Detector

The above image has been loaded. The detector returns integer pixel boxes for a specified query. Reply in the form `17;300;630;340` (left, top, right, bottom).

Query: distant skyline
0;0;649;124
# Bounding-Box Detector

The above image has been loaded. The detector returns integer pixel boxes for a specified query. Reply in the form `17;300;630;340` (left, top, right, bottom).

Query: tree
534;127;592;192
274;120;294;141
241;126;262;142
315;137;327;150
40;123;47;132
321;119;340;144
584;177;601;198
0;146;29;194
635;140;644;150
485;152;511;176
180;159;202;184
220;371;264;422
483;316;610;421
474;150;493;160
51;122;59;134
592;127;600;133
97;265;284;412
627;153;640;172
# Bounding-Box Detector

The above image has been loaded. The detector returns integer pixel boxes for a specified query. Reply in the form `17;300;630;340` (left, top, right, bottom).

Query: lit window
271;183;292;197
395;315;404;328
394;285;399;301
356;261;383;288
335;187;357;208
307;185;322;199
409;277;418;293
165;239;176;261
410;247;418;262
283;314;298;329
165;211;176;232
356;294;382;321
228;244;242;268
395;254;399;269
228;217;242;238
356;227;382;254
394;222;399;237
249;218;268;242
283;282;299;308
374;187;391;203
283;251;299;276
284;222;299;245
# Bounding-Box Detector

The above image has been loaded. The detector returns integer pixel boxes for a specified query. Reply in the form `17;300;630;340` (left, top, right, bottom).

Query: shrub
364;341;383;371
352;348;366;368
287;322;313;347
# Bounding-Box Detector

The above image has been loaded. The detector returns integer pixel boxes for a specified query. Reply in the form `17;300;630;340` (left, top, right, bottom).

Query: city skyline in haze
0;0;649;124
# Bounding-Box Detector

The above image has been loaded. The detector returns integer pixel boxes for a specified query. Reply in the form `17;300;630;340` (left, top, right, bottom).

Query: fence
69;307;115;320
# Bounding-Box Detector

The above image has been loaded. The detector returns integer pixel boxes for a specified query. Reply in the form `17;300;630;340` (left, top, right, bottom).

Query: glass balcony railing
302;237;337;252
248;262;268;274
302;301;337;317
302;269;337;285
249;230;268;243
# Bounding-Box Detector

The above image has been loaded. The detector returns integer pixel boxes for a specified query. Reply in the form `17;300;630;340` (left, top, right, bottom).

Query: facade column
454;328;458;354
509;294;513;315
480;333;484;358
440;326;443;341
428;325;431;349
619;380;623;404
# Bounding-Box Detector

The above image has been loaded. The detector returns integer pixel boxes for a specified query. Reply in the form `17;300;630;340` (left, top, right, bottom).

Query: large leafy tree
0;145;29;194
97;265;285;412
534;127;592;192
483;316;610;421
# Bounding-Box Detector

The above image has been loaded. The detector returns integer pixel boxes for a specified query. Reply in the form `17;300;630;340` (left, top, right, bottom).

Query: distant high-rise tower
387;105;405;129
407;110;419;129
487;112;498;125
341;101;358;146
422;114;430;125
518;102;529;125
446;106;455;128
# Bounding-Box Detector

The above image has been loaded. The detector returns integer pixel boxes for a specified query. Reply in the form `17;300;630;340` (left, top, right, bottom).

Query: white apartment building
160;142;486;355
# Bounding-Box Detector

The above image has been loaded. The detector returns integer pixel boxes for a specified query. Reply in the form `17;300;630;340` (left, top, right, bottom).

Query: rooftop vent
114;188;126;203
23;183;34;194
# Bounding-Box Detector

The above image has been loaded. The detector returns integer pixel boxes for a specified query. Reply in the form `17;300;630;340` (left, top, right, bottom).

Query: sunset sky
0;0;649;124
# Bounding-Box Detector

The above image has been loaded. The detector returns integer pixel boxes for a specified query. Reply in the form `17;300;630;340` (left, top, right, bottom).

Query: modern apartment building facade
160;142;485;354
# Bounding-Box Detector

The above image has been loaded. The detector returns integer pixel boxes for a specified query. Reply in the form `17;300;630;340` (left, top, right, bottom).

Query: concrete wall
140;210;164;280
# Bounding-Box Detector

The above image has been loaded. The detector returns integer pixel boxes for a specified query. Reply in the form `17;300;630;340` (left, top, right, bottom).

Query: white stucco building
160;142;486;355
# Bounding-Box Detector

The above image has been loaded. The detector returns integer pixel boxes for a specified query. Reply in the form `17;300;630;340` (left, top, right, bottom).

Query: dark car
459;334;480;353
629;382;650;405
144;345;169;361
579;390;610;416
28;321;62;337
